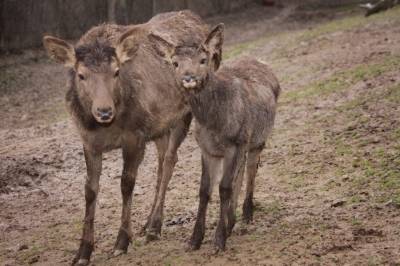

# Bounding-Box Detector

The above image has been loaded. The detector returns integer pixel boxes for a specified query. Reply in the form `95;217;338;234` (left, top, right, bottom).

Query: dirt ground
1;3;400;266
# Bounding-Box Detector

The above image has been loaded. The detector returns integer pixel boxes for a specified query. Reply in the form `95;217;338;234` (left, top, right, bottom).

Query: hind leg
214;146;246;253
227;155;246;236
242;147;263;223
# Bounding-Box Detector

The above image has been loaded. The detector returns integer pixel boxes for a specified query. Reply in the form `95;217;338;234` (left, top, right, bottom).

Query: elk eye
200;59;206;64
78;74;84;80
173;62;178;68
115;70;120;77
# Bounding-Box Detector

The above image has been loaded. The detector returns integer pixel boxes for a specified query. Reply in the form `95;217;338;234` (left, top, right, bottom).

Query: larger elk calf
43;11;220;265
150;24;280;252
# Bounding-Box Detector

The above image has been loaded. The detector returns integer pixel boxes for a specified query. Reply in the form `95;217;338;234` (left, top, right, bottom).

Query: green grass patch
348;218;361;226
235;210;242;221
333;4;359;12
378;173;400;190
222;37;265;60
386;83;400;104
350;195;364;203
264;201;281;215
298;15;364;41
375;190;400;206
286;54;400;100
0;66;35;95
298;5;400;41
393;129;400;140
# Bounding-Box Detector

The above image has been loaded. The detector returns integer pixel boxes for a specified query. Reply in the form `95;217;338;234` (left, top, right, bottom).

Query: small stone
19;244;29;250
384;199;393;206
29;255;40;264
6;244;20;252
331;200;346;207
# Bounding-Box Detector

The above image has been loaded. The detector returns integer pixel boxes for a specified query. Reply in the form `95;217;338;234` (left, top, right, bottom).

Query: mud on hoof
113;249;126;257
242;201;255;223
74;259;89;266
114;228;132;254
138;224;149;237
138;217;153;236
213;233;227;254
227;222;235;237
145;229;161;242
185;237;202;252
71;240;93;266
145;220;162;242
213;240;226;254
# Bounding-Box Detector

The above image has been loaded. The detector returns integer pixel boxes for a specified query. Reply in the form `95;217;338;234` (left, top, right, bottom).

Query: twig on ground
38;187;48;197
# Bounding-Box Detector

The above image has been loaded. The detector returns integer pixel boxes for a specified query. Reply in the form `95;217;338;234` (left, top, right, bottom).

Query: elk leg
114;138;145;256
147;113;192;240
139;134;169;235
186;153;221;252
227;154;246;237
242;147;263;223
72;147;102;266
215;147;246;253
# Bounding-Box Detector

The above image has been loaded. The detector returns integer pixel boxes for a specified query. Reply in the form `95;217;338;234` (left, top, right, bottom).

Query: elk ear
204;23;225;57
43;36;76;68
148;33;175;61
116;25;143;63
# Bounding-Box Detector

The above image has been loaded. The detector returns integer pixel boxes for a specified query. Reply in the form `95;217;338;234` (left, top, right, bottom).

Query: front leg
186;153;221;251
215;146;246;253
139;134;169;235
72;147;102;266
147;113;192;240
114;137;145;256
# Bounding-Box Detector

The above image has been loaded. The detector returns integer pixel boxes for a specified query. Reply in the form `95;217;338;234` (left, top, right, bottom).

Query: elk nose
182;75;195;83
97;107;113;121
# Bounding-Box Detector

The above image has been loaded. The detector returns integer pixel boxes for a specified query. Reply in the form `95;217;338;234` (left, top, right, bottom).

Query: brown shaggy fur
43;11;221;265
150;23;280;252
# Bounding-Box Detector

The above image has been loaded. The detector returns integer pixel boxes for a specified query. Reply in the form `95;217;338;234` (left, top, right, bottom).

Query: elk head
148;24;225;92
43;26;143;123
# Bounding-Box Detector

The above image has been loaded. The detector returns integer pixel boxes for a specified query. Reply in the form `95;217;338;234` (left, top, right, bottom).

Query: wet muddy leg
72;148;101;266
186;153;221;251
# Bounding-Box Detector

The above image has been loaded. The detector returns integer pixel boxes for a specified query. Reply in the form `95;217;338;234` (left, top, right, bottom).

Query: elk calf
150;24;280;252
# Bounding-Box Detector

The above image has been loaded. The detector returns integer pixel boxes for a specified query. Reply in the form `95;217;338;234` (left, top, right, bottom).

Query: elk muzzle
181;74;197;89
92;102;115;123
97;106;113;121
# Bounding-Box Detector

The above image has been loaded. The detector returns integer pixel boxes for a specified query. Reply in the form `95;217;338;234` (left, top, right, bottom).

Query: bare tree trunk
108;0;117;22
0;0;4;52
125;0;134;24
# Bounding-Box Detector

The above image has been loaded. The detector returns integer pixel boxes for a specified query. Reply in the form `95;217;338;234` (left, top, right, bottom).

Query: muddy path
1;4;400;266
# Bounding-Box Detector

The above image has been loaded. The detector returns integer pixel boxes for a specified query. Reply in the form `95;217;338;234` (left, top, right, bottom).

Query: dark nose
97;107;113;121
182;75;195;82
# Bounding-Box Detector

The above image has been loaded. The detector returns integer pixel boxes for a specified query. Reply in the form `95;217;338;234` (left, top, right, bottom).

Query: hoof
76;259;89;266
113;249;126;257
214;245;224;255
138;226;147;236
185;242;201;252
185;244;195;252
146;230;160;242
213;236;226;254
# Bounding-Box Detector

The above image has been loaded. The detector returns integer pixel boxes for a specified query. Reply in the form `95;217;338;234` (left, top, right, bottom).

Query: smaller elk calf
150;24;280;252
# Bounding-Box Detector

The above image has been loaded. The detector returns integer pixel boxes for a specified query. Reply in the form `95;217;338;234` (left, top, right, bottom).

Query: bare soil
1;4;400;266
